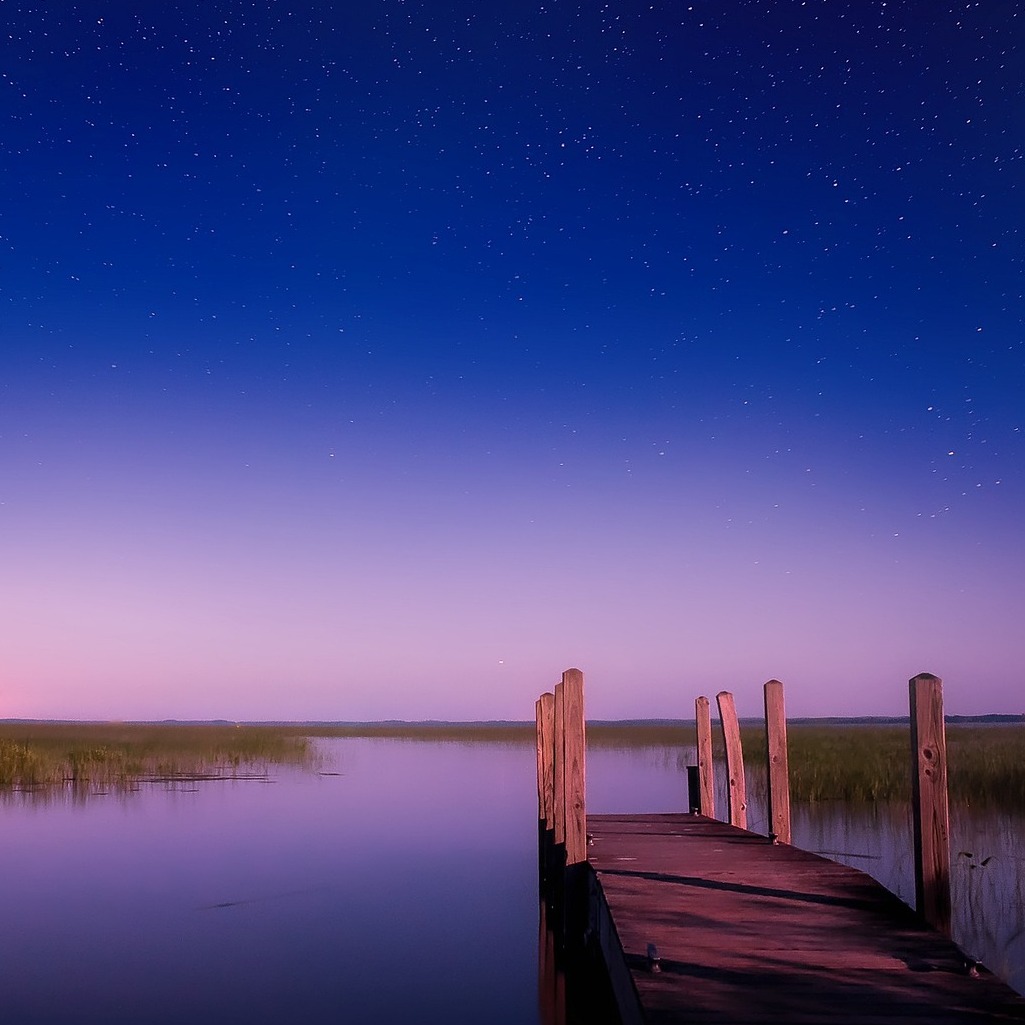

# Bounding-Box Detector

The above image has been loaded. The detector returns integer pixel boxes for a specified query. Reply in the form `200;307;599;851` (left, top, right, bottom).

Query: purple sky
2;2;1023;720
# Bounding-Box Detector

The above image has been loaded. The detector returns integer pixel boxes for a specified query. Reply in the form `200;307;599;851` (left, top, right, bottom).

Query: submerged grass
0;722;316;793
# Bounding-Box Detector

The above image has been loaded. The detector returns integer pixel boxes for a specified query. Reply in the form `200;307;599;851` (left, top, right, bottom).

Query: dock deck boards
587;813;1025;1023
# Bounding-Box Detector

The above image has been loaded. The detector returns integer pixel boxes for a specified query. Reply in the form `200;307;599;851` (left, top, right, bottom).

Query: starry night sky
3;1;1023;720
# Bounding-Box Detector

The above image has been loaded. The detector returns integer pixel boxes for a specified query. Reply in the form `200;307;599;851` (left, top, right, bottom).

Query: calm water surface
4;737;1024;1023
2;739;540;1025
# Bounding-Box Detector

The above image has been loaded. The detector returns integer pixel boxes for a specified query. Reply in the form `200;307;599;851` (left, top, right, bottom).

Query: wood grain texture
910;672;952;937
716;690;747;829
537;691;555;830
562;668;587;866
553;682;565;847
763;679;791;845
695;695;715;818
588;814;1025;1023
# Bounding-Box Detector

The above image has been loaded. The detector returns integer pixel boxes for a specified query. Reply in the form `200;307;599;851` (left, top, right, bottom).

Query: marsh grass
743;724;1025;807
5;719;1022;808
0;723;316;794
289;720;1025;807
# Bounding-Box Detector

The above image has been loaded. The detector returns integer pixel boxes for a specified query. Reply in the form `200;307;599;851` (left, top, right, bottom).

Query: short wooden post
562;668;587;867
695;696;715;817
910;672;951;936
716;690;747;830
686;765;700;813
553;682;566;849
763;679;791;845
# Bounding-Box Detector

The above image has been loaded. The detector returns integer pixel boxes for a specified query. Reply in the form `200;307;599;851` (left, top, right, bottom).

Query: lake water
3;737;1023;1023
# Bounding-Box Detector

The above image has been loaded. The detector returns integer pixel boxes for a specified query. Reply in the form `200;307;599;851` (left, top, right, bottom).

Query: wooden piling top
588;813;1025;1023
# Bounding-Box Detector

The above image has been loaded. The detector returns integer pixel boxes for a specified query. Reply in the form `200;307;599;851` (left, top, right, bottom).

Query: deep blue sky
3;1;1023;720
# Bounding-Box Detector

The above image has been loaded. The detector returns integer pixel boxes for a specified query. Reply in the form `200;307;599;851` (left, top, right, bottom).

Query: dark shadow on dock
599;865;894;913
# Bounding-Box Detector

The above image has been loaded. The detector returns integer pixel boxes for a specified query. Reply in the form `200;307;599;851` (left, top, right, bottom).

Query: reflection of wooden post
553;682;566;849
562;668;586;866
763;680;791;844
910;672;951;936
695;696;715;817
537;899;565;1025
716;691;747;830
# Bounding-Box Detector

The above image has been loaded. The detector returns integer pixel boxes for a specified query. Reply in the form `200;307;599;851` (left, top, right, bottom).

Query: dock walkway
536;670;1025;1023
587;813;1025;1023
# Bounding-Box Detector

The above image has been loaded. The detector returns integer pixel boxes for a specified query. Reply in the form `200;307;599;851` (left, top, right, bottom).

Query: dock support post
540;671;586;948
562;668;587;867
536;692;556;882
553;682;566;851
909;672;951;937
716;691;747;830
561;669;588;954
695;696;715;817
763;680;791;845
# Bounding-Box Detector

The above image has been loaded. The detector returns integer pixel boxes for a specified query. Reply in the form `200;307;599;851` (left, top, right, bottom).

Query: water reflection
791;800;1025;996
1;739;541;1025
4;734;1024;1023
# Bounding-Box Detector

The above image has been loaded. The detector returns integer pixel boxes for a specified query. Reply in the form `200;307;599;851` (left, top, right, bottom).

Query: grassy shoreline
0;723;317;792
2;720;1023;807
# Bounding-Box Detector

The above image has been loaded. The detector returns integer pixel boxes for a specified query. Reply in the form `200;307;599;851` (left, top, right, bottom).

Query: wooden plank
695;695;715;818
553;681;565;848
588;814;1025;1023
763;679;791;845
562;668;587;867
910;672;952;937
715;690;747;829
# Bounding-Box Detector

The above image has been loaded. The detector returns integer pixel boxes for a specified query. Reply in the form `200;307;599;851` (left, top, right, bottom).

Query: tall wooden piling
536;692;556;882
553;682;566;849
763;679;791;845
695;695;715;817
537;692;555;834
561;668;587;867
909;672;951;937
716;690;747;830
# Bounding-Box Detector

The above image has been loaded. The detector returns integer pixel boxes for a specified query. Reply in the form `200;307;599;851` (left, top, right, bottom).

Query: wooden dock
587;814;1025;1023
535;670;1025;1024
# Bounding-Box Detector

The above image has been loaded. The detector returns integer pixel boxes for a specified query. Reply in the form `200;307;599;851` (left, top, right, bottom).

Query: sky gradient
3;1;1023;721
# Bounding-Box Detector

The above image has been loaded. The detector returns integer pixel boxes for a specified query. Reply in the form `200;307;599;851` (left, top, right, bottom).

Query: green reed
0;722;316;792
5;719;1021;808
742;724;1025;806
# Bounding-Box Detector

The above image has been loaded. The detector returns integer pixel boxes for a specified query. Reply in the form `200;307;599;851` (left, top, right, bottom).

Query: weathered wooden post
562;668;587;867
553;681;566;851
909;672;951;937
695;695;715;817
716;691;747;830
536;692;556;881
763;679;791;845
